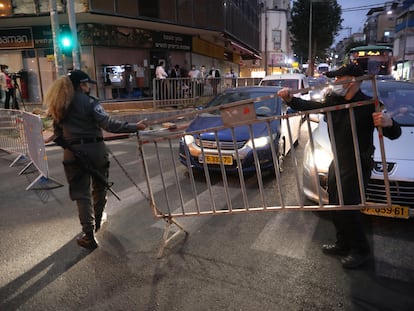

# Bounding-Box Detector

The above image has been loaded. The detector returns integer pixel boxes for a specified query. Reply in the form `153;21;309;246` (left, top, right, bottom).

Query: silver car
302;80;414;219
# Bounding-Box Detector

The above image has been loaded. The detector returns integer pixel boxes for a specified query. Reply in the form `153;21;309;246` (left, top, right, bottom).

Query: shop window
116;0;138;17
138;0;158;18
90;0;115;13
0;0;13;16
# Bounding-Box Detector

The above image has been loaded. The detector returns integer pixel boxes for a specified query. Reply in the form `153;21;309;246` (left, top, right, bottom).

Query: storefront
0;24;243;105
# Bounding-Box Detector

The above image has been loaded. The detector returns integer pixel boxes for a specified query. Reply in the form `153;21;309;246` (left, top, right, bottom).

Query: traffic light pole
67;0;81;70
49;0;65;76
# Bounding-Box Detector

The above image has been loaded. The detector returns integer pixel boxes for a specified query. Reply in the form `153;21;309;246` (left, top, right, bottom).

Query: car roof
260;73;307;81
223;86;282;93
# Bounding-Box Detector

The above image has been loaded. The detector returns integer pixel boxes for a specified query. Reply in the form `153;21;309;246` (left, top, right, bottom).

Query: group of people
44;63;401;271
155;61;223;99
0;64;18;109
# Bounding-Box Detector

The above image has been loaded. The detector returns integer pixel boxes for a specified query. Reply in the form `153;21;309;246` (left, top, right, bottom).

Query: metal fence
0;109;63;190
0;109;28;166
139;75;401;257
152;77;262;108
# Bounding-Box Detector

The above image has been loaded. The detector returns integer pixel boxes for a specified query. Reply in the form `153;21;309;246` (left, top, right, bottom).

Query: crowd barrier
0;109;28;166
0;108;63;190
138;75;395;257
152;77;262;108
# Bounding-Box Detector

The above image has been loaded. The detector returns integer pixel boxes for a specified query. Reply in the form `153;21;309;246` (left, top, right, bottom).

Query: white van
259;73;310;90
317;63;330;74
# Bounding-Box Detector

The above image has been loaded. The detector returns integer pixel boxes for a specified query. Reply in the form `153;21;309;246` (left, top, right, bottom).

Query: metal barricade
20;112;63;190
139;75;394;257
0;108;28;166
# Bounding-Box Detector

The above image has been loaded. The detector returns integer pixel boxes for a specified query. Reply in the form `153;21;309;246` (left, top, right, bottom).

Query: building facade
0;0;261;103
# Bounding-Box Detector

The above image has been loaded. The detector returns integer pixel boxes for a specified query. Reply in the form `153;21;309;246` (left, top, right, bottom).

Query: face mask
331;84;348;96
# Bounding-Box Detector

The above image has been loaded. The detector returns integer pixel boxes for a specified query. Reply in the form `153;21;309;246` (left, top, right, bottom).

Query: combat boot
77;231;98;250
95;212;108;233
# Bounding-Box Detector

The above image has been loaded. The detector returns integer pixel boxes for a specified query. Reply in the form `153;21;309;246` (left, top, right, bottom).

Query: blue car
179;86;302;173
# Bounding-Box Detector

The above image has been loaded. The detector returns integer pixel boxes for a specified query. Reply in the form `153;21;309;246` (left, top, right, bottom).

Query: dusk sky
336;1;390;43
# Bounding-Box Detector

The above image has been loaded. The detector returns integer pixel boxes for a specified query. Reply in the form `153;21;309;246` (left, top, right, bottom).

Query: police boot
77;231;98;250
95;212;108;233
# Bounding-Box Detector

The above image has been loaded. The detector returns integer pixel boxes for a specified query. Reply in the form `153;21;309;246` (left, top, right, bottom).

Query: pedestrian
0;64;5;105
188;65;201;96
155;60;168;100
170;64;181;99
277;63;401;269
43;70;147;250
0;65;16;109
208;66;221;96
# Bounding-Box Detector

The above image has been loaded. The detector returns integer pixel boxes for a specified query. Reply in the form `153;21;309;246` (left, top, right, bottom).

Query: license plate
199;154;233;165
360;205;410;219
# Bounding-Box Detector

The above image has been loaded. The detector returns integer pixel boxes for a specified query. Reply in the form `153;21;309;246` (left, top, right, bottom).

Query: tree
290;0;342;76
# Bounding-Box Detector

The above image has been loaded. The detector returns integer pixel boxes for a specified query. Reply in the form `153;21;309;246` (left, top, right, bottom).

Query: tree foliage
290;0;342;69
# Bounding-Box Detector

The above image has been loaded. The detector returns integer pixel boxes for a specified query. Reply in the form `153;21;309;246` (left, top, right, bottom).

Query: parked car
302;80;414;218
307;76;331;102
259;73;310;90
179;86;302;174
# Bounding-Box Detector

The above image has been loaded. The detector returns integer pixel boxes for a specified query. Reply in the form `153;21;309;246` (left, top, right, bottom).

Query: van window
260;79;298;89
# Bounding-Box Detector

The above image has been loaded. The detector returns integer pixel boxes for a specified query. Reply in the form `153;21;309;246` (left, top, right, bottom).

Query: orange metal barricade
137;75;399;257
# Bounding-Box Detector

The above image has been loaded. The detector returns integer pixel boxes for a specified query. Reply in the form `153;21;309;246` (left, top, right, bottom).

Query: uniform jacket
54;91;137;140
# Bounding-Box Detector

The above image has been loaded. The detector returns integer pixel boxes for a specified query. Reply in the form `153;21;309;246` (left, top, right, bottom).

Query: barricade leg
157;215;188;259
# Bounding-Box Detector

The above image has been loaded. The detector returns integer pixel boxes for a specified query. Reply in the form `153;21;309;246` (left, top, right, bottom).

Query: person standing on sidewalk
44;70;147;250
277;63;401;269
0;65;15;109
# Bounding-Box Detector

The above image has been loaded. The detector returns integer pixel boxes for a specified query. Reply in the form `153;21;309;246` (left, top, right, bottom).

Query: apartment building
0;0;261;103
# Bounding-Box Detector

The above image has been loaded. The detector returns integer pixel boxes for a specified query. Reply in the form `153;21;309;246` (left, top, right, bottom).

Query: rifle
54;136;121;201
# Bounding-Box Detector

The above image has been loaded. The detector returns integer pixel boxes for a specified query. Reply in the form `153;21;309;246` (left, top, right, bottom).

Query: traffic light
59;26;73;55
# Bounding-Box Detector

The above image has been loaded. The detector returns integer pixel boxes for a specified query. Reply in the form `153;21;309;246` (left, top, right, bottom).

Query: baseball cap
325;63;364;78
68;70;97;85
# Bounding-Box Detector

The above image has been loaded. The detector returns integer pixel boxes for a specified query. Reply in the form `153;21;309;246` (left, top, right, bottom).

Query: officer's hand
373;111;393;128
277;87;292;102
136;119;148;131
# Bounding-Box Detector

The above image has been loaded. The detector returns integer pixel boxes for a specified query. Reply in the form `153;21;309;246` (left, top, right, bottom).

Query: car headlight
246;136;270;148
304;140;332;173
183;134;195;145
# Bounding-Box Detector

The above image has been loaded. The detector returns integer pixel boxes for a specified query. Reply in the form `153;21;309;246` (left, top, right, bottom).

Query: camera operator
0;65;18;109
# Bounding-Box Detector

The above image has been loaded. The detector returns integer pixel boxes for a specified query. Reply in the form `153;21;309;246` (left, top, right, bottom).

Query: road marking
251;211;319;259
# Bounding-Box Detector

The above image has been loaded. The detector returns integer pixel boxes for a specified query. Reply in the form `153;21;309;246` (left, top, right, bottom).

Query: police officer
44;70;147;250
277;63;401;269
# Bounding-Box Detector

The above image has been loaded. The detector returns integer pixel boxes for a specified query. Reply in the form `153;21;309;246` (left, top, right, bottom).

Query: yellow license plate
360;205;410;219
201;154;233;165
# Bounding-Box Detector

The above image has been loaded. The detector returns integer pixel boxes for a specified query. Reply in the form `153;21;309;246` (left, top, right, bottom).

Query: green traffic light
61;37;72;48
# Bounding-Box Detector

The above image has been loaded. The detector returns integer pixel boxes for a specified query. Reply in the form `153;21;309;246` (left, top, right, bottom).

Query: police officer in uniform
44;70;147;250
277;64;401;268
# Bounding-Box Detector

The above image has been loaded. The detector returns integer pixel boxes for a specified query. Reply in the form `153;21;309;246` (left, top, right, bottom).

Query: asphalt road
0;124;413;311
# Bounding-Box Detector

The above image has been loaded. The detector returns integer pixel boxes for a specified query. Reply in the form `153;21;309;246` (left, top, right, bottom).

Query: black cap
325;63;364;78
68;70;97;86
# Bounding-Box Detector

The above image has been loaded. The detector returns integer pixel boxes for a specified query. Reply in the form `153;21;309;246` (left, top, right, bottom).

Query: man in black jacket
277;63;401;269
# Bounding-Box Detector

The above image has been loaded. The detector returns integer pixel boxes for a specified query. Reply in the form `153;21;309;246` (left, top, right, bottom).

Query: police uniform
54;70;139;249
284;64;401;267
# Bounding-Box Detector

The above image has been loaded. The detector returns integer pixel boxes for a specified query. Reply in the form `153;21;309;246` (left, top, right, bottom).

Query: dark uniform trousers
63;141;109;234
327;156;373;254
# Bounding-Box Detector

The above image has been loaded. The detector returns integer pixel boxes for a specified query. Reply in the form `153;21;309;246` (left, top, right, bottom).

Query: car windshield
206;91;280;116
361;81;414;126
260;79;298;88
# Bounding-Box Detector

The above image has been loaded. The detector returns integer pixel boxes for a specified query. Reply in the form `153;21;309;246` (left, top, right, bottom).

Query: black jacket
287;90;401;166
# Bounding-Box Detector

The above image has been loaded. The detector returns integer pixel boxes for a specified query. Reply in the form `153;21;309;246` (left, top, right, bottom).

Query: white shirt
155;65;168;79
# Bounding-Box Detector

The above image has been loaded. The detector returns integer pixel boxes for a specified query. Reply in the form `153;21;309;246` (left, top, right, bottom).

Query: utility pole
307;1;313;76
67;0;81;70
49;0;64;76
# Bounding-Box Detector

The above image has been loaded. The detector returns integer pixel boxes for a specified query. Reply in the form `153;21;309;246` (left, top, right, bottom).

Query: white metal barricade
0;109;28;166
138;75;395;257
20;112;63;190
